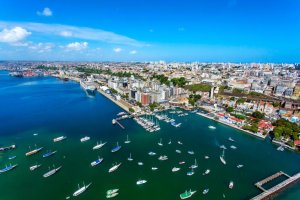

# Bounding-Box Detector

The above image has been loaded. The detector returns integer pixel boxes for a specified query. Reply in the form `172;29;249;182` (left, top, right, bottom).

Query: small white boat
177;141;183;145
108;163;122;173
237;164;244;168
158;155;168;161
203;169;210;175
33;133;38;136
136;179;147;185
187;169;194;176
175;149;182;154
53;136;66;142
30;164;41;171
73;182;92;197
124;135;131;144
179;161;185;165
204;156;210;159
138;162;144;166
148;151;156;156
208;125;216;129
187;150;194;155
106;192;118;198
172;167;180;172
277;146;284;151
230;145;237;150
80;136;90;142
220;149;226;165
189;159;198;169
168;139;172;144
92;141;107;150
220;145;227;149
127;153;133;161
228;137;235;142
158;138;163;146
151;167;158;171
229;181;234;189
203;188;209;195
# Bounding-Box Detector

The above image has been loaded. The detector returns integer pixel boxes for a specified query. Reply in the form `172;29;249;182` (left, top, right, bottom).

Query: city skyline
0;0;300;62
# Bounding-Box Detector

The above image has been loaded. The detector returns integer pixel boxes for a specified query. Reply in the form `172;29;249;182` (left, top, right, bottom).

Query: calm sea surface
0;71;299;200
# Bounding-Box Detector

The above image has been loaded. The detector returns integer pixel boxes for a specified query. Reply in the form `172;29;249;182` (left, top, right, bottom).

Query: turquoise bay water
0;70;299;200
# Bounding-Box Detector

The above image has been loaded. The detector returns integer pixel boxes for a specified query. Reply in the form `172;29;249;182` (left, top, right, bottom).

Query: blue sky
0;0;299;62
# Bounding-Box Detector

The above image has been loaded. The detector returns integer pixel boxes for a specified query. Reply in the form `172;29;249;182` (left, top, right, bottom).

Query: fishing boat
80;136;90;142
230;145;237;150
158;138;163;146
229;181;234;189
127;153;133;161
73;182;92;197
179;161;186;165
25;146;43;156
29;164;41;171
178;141;183;145
0;164;18;173
124;135;131;144
148;152;156;156
8;156;16;160
187;150;194;155
203;169;210;175
220;149;226;165
203;188;209;195
108;163;121;173
237;164;244;168
172;167;180;172
43;166;62;178
91;157;103;167
187;168;194;176
92;141;107;150
175;149;182;154
43;150;57;158
53;136;67;142
106;193;119;198
111;142;121;153
190;159;198;169
180;189;196;199
208;125;216;129
136;179;147;185
158;155;168;161
151;167;158;170
228;137;235;142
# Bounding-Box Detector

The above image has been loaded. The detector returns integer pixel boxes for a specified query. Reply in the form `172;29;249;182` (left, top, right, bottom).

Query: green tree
226;106;234;113
129;107;135;113
252;111;265;119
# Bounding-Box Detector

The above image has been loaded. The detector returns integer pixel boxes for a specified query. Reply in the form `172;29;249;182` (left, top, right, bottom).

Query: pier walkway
251;172;300;200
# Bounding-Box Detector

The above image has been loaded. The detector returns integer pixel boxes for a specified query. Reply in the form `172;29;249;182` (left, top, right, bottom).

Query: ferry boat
91;157;103;167
43;150;57;158
158;155;168;161
8;156;16;160
92;141;107;150
127;153;133;161
0;144;16;152
0;164;18;173
229;181;234;189
25;146;43;156
124;135;131;144
80;80;97;95
148;151;156;156
189;159;198;169
203;188;209;195
53;136;67;142
73;182;92;197
151;167;158;171
43;166;62;178
180;189;196;199
208;125;216;129
158;138;163;146
111;142;121;153
136;179;147;185
80;136;90;142
108;163;121;173
172;167;180;172
220;149;226;165
203;169;210;175
30;164;41;171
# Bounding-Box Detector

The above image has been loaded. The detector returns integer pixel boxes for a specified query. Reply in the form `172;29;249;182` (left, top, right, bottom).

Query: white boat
203;169;210;175
180;189;197;199
92;141;107;150
80;136;90;142
136;179;147;185
138;162;144;166
73;182;92;197
179;161;185;165
128;153;133;161
108;163;121;173
187;168;194;176
204;156;210;159
228;137;235;142
237;164;244;168
172;167;180;172
151;167;158;170
168;139;172;144
106;192;118;198
190;159;198;169
158;138;163;146
208;125;216;129
229;181;234;189
29;164;41;171
53;136;67;142
175;149;182;154
158;155;168;161
220;149;226;165
187;150;194;155
106;189;119;198
107;189;119;195
148;151;156;156
220;145;227;149
277;146;284;151
230;145;237;150
43;166;62;178
203;188;209;195
177;141;183;145
124;135;131;144
90;157;103;167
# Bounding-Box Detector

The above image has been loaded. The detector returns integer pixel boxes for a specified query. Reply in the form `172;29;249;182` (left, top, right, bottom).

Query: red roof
294;140;300;146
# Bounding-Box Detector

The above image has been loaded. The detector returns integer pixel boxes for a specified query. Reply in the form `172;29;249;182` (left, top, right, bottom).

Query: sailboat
111;142;121;153
187;168;194;176
108;163;122;173
127;153;133;161
0;163;18;173
124;135;131;144
73;182;92;197
43;165;62;178
190;159;198;169
25;145;43;156
168;139;172;145
92;141;107;150
220;149;226;165
90;157;103;167
158;138;163;146
180;189;196;199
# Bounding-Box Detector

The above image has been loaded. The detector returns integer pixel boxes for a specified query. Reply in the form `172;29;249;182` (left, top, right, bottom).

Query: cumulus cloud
37;8;53;17
129;50;137;54
113;48;122;53
0;26;31;43
29;42;54;53
66;42;88;51
0;21;146;47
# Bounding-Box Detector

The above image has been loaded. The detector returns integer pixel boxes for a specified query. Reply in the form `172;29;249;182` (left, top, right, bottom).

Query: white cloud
129;50;137;54
113;48;122;53
0;27;31;43
29;42;54;53
0;21;146;47
37;8;53;17
66;42;88;51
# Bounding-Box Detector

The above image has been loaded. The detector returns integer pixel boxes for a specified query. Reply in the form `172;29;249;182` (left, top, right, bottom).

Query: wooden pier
251;172;300;200
112;119;125;129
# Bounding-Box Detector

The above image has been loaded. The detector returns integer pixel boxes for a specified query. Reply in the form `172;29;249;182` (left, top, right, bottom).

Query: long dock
112;119;125;129
251;172;300;200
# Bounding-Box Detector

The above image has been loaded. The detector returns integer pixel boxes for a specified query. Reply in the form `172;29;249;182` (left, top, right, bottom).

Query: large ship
80;80;97;95
25;146;43;156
